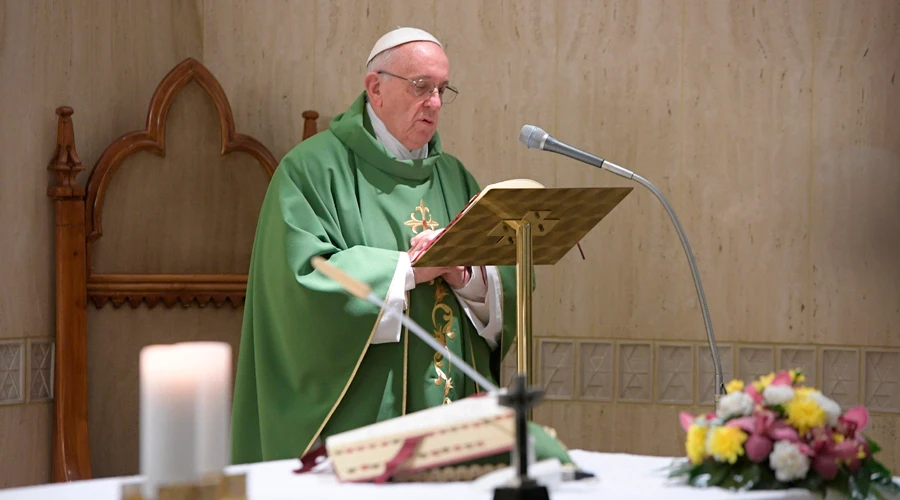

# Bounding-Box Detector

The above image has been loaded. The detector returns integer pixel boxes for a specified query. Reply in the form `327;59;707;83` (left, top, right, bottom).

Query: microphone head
519;124;549;150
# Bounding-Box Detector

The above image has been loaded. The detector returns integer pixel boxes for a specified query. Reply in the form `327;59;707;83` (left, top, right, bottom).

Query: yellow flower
794;386;815;399
686;424;708;465
789;369;806;385
725;379;745;394
785;391;826;434
753;372;776;392
706;426;748;464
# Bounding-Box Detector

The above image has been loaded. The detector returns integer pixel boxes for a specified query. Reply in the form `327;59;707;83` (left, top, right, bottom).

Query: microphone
519;125;726;402
519;125;635;180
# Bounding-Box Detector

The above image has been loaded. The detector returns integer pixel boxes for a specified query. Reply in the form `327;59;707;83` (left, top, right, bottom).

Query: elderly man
231;27;567;467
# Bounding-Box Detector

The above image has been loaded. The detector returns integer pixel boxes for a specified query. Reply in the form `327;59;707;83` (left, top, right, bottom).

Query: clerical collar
366;102;428;161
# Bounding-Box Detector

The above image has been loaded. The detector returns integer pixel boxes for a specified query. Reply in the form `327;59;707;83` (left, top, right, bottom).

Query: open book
410;178;545;265
323;393;515;482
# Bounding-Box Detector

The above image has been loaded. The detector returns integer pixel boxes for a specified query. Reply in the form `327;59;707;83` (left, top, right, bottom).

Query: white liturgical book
324;393;515;483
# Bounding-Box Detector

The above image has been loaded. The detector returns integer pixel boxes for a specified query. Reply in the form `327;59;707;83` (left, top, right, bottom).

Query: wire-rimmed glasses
378;71;458;104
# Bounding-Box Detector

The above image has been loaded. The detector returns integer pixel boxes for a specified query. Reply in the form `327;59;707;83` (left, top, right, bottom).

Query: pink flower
771;371;793;387
837;407;869;437
680;412;694;432
745;384;764;405
679;411;717;432
834;407;871;471
805;427;860;480
727;410;801;462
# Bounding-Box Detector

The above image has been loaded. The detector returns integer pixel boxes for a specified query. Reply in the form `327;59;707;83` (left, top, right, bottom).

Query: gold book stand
413;186;632;389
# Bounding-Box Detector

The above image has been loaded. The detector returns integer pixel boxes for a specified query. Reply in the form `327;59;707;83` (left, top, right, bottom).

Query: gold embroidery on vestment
405;199;439;234
431;281;457;404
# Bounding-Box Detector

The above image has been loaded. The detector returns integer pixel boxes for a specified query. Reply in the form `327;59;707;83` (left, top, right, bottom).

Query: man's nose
424;90;442;109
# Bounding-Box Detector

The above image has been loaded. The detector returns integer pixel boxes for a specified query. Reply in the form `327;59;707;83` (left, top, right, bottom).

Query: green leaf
849;471;873;500
733;462;762;491
689;461;731;488
769;404;787;418
796;472;826;496
832;479;852;498
756;465;790;490
876;481;900;495
872;480;900;500
708;462;731;486
866;436;882;455
856;464;874;498
867;459;897;486
688;461;720;487
667;459;697;479
719;473;740;490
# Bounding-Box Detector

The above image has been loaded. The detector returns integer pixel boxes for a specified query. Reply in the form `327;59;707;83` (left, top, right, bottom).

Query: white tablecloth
1;451;896;499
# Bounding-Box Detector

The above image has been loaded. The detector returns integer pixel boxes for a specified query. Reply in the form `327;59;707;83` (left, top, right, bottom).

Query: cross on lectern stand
493;373;548;500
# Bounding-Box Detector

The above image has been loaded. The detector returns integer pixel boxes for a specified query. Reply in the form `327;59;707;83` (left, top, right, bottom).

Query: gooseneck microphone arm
519;125;726;402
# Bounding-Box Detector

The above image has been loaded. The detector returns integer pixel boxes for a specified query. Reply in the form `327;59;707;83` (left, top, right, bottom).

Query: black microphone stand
493;374;550;500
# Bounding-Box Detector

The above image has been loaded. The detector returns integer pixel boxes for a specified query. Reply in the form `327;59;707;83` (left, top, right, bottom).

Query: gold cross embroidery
404;200;439;234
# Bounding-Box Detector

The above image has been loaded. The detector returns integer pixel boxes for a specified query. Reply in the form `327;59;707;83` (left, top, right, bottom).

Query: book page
326;393;510;447
481;178;545;192
468;178;545;206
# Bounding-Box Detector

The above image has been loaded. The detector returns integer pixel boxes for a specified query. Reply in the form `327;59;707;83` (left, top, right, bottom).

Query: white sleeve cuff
370;253;411;344
452;266;502;349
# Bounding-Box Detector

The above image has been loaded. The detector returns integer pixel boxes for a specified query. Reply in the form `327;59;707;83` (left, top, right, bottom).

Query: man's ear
364;73;383;107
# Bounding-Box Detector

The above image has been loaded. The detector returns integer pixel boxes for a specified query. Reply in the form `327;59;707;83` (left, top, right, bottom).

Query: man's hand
408;229;442;261
407;229;470;288
441;266;470;289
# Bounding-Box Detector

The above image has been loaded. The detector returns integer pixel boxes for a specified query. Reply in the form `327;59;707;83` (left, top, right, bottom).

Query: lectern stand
412;185;632;389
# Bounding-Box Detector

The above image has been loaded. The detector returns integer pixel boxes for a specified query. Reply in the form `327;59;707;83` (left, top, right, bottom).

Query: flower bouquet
669;370;900;498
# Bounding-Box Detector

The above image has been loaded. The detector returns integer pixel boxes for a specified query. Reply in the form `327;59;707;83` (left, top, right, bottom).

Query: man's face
369;42;450;151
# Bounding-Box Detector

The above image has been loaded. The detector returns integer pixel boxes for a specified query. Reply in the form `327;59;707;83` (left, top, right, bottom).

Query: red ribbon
296;436;426;483
374;435;425;484
294;444;328;474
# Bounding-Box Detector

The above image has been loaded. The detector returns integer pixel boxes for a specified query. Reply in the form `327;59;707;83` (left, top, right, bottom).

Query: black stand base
493;479;551;500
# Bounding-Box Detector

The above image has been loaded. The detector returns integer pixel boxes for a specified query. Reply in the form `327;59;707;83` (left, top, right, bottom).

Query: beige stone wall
1;0;897;487
0;0;205;486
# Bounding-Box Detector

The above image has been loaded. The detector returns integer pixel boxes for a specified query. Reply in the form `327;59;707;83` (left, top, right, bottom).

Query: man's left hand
441;266;470;289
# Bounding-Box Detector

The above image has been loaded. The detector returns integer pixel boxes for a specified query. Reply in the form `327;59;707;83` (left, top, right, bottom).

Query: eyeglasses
378;71;458;104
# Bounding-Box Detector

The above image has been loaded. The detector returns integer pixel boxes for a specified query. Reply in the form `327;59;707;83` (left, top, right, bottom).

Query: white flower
769;441;810;482
763;385;795;406
808;391;841;427
716;391;755;420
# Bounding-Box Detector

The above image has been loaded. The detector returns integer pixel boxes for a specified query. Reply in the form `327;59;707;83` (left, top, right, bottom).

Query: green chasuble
231;92;568;467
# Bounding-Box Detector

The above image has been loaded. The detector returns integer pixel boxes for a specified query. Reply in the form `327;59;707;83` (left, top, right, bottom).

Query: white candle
139;345;199;498
177;341;232;476
139;342;233;498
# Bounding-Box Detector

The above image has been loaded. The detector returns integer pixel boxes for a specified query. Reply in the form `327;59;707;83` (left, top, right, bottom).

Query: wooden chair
47;58;319;481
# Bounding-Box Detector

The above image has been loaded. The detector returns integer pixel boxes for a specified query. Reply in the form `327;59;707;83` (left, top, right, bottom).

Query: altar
2;450;886;500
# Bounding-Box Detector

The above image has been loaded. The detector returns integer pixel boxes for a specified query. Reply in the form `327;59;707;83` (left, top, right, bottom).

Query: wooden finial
302;110;319;141
48;106;85;199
